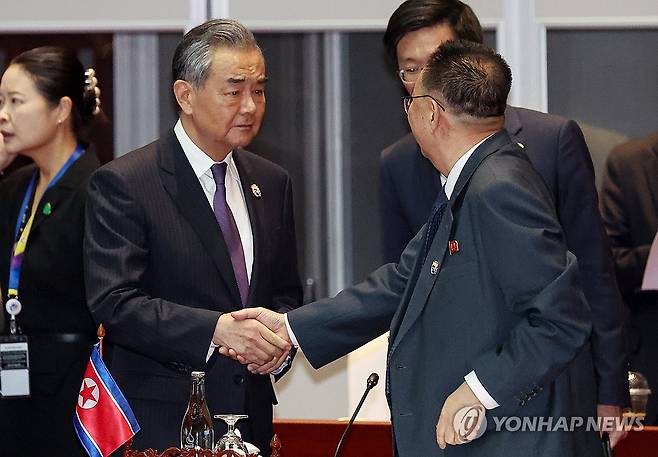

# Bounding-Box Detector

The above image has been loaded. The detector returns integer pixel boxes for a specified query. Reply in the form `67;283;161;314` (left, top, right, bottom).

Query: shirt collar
443;133;494;199
174;119;240;182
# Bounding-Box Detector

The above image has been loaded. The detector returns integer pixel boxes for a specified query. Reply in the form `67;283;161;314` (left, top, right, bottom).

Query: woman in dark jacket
0;46;102;457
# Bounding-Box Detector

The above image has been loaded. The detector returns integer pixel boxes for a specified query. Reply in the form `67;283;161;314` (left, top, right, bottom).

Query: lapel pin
251;184;262;198
430;260;440;275
42;202;52;216
448;240;460;255
517;142;525;149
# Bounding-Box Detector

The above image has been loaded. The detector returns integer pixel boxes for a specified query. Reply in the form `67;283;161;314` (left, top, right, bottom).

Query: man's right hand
218;307;291;374
0;132;18;172
212;312;291;366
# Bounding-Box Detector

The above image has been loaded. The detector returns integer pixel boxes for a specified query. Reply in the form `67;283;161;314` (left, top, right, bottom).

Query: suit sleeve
555;120;628;406
470;171;592;411
381;150;415;264
287;226;424;369
271;173;303;314
84;167;220;369
600;151;652;297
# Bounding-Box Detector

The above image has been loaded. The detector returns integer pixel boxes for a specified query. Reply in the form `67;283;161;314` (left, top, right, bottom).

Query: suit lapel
232;149;265;305
390;210;452;351
158;131;242;307
390;130;512;352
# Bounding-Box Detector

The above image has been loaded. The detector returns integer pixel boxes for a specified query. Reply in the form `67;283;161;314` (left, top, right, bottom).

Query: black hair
384;0;483;66
422;40;511;118
10;46;100;143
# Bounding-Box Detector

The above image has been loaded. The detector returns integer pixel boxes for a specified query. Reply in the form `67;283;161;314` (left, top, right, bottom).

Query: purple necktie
211;163;249;306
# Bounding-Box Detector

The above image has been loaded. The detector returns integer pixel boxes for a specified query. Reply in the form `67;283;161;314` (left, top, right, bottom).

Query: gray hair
172;19;260;88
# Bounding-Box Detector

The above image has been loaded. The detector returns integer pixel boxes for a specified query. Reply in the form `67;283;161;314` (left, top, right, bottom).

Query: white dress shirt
286;133;500;409
174;120;254;362
174;120;254;281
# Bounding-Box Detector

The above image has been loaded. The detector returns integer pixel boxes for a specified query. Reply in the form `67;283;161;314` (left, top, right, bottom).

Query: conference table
272;420;658;456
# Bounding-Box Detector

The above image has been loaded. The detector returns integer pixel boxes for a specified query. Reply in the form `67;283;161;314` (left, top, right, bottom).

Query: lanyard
7;145;84;299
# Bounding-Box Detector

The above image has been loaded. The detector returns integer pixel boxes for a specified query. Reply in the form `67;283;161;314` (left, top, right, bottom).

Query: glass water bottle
180;371;214;449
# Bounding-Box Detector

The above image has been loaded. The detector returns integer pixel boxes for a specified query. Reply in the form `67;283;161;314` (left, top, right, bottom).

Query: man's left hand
436;381;485;449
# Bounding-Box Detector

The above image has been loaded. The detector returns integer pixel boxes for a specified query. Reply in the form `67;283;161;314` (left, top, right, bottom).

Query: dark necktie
422;186;449;263
211;163;249;306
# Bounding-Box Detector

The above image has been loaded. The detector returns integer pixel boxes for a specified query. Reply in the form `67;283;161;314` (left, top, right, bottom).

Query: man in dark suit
379;0;627;444
84;19;302;454
600;133;658;424
227;41;600;457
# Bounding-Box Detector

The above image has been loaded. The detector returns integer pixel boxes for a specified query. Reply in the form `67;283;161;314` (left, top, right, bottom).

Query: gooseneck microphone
333;373;380;457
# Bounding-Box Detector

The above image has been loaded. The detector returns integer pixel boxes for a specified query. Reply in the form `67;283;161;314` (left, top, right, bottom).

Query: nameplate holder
0;334;30;398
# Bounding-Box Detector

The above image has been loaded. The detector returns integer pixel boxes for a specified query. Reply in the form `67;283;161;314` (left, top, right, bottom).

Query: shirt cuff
271;352;293;375
465;370;499;410
284;313;300;348
206;342;218;363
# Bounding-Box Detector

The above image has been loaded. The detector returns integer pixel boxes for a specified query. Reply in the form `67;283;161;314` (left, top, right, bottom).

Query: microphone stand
333;373;379;457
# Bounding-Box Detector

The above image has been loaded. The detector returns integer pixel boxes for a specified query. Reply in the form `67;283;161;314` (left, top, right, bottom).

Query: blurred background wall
1;0;656;420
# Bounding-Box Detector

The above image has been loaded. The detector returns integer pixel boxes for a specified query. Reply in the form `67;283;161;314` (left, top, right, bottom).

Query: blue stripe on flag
73;413;103;457
90;343;141;434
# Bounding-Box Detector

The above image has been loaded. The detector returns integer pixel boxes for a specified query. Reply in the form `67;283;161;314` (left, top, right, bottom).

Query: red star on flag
79;378;98;408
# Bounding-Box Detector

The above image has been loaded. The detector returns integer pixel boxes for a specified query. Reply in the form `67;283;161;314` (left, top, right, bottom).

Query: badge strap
5;145;84;333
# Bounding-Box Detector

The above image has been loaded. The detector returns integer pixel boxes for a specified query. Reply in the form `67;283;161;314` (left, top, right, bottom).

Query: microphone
333;373;379;457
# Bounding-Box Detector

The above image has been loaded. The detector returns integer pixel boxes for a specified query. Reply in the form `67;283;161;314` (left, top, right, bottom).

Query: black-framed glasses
402;94;446;114
398;66;424;84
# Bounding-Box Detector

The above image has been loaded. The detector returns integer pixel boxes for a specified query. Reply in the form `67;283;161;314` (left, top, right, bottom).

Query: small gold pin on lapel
517;142;525;149
251;184;262;198
430;260;440;275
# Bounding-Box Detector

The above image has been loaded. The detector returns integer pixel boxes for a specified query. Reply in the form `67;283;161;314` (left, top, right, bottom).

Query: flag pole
97;324;106;359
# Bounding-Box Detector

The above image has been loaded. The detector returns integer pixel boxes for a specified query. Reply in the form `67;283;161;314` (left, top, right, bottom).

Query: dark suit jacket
600;134;658;423
0;150;99;457
84;130;302;454
380;106;627;407
290;130;599;456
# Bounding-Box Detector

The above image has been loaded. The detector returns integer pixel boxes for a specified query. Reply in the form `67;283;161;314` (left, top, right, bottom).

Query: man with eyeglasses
224;41;600;456
380;0;628;447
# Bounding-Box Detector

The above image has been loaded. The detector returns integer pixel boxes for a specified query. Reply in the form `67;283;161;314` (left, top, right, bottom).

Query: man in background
229;41;600;457
379;0;628;445
600;132;658;424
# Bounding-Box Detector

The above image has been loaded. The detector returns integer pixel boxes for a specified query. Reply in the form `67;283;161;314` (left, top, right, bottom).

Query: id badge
0;334;30;398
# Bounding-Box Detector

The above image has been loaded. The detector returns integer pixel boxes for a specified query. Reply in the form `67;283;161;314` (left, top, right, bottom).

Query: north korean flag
73;343;140;457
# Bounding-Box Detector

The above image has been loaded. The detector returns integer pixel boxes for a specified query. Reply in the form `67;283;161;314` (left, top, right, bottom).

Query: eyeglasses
398;66;424;84
402;94;446;114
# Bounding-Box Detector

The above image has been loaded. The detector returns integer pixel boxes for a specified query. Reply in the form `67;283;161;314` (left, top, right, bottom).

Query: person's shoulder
507;106;573;132
98;139;159;175
609;132;658;160
471;140;538;193
89;138;161;192
381;132;418;165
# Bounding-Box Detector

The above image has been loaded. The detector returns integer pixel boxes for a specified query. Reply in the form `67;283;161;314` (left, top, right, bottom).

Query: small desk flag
74;342;140;457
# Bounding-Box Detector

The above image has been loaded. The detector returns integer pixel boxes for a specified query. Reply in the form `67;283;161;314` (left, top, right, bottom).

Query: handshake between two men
210;306;485;450
212;308;292;375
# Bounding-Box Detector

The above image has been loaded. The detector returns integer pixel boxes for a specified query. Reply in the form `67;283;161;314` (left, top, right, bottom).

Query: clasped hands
213;307;290;375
